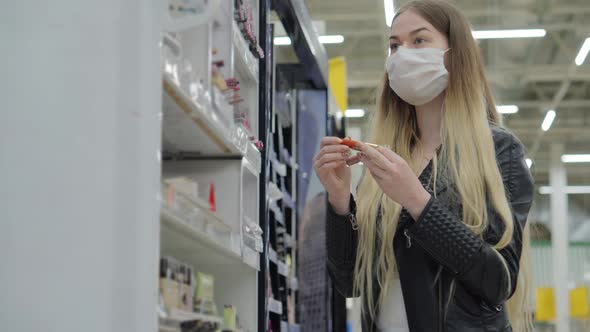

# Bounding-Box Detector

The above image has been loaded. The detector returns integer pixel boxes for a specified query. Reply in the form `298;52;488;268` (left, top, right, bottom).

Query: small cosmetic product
160;257;180;310
223;305;237;331
194;272;215;314
180;265;194;312
178;265;187;310
340;137;380;151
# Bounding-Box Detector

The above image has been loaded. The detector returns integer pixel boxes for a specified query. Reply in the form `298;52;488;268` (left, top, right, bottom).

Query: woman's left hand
358;143;431;221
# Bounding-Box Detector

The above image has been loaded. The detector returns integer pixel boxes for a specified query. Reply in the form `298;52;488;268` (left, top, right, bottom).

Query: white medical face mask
385;46;449;106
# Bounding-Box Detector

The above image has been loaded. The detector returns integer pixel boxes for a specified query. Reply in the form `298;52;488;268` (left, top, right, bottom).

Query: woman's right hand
313;137;355;214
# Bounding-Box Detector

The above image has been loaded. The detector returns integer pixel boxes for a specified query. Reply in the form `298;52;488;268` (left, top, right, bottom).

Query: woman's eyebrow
389;27;431;40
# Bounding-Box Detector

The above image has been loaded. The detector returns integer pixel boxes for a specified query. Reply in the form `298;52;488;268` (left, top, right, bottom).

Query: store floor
535;320;590;332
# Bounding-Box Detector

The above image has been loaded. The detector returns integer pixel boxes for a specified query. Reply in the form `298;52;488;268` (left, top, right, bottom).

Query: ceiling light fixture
273;36;291;46
384;0;395;27
575;38;590;66
539;186;590;195
274;35;345;46
561;154;590;163
541;109;556;131
497;105;519;114
318;35;345;44
472;29;546;39
345;109;366;118
525;158;533;168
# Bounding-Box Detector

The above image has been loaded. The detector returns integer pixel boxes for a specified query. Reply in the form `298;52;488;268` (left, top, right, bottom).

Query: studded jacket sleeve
406;130;534;305
326;194;358;297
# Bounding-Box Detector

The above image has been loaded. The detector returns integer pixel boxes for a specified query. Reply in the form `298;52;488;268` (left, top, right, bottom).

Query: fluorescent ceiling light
561;154;590;163
525;158;533;168
541;110;556;131
274;36;291;45
497;105;519;114
472;29;546;39
274;35;344;46
539;186;590;195
384;0;395;27
318;35;344;44
345;109;366;118
575;37;590;66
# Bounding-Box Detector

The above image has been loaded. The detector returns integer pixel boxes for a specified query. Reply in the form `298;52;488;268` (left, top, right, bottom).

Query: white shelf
242;245;261;271
161;204;241;260
232;20;259;83
269;182;284;202
270;201;284;225
159;308;222;332
272;158;287;177
161;204;264;272
245;141;262;174
162;77;261;171
162;77;251;157
278;261;289;277
169;308;223;324
158;325;178;332
268;247;278;264
268;298;283;315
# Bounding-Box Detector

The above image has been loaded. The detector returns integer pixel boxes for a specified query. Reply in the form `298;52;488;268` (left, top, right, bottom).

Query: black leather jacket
326;127;534;332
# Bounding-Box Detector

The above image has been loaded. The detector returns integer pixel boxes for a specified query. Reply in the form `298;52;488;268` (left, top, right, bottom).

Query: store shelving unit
265;80;300;332
159;1;266;331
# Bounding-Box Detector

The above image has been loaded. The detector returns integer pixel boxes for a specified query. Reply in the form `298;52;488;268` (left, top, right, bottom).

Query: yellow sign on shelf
328;57;348;114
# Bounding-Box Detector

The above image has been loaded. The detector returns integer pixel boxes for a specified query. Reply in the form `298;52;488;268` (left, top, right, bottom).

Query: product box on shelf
194;271;216;315
159;256;195;312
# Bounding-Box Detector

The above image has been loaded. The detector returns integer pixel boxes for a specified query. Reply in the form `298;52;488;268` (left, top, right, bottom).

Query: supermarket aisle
4;1;590;332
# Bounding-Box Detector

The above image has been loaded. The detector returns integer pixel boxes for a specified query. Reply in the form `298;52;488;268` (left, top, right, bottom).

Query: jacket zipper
438;279;443;332
404;228;445;332
403;228;412;248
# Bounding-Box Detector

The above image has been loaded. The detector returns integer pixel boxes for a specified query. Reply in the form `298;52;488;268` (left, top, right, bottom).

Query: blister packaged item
160;257;181;310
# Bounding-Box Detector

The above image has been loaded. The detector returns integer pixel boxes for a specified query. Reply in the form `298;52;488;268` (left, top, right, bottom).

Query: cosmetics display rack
159;0;266;331
265;91;301;332
0;0;336;331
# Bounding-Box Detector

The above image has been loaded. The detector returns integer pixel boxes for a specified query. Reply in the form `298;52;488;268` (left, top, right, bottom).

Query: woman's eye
389;43;400;51
414;38;426;45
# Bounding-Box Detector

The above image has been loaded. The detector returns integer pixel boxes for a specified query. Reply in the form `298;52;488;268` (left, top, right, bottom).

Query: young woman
313;1;534;331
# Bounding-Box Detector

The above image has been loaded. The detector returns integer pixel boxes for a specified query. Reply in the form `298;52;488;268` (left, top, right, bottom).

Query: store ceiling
297;0;590;192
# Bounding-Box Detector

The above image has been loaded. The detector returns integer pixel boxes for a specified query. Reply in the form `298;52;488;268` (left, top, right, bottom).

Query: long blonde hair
353;1;532;330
